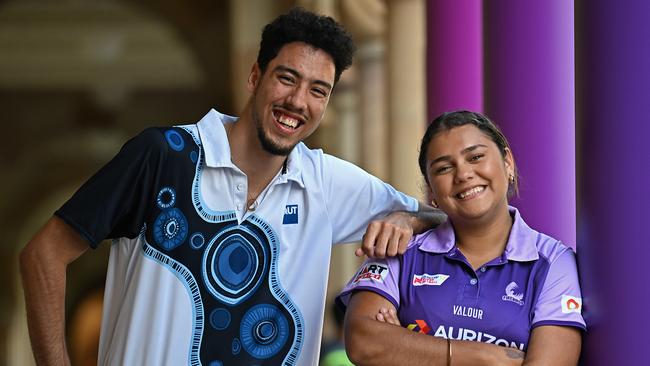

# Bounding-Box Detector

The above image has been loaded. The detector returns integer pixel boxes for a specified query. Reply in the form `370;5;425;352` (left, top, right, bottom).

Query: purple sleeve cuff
336;286;400;312
531;320;587;332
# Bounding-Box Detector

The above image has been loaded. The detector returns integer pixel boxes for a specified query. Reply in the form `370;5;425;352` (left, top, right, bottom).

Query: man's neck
227;111;288;200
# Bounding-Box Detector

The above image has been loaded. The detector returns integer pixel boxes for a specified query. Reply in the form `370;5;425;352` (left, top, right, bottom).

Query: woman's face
425;124;514;226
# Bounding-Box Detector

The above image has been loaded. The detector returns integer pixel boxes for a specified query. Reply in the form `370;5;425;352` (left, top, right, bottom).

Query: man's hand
357;204;446;258
356;211;414;258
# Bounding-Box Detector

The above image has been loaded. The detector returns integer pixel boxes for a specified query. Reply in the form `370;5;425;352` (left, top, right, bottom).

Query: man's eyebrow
274;65;333;90
428;144;488;166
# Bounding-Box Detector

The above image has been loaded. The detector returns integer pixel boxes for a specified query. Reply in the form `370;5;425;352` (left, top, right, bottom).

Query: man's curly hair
257;7;356;84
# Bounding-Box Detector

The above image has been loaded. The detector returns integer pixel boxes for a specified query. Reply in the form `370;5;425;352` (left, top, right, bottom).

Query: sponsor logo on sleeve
412;273;450;286
561;295;582;314
501;281;525;306
352;263;389;284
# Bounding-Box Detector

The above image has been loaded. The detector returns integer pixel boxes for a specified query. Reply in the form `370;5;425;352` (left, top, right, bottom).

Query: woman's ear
504;147;515;177
426;186;437;208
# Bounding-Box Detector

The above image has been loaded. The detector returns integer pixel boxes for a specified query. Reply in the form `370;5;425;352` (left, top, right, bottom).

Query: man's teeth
457;186;485;199
278;115;298;128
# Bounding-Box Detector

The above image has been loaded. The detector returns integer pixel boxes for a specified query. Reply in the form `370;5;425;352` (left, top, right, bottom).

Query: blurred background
1;0;649;365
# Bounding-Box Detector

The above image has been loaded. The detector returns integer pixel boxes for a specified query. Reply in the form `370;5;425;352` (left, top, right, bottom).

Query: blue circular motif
210;308;231;331
208;361;223;366
190;232;205;250
232;338;241;355
153;208;188;251
190;150;198;163
165;129;185;151
156;187;176;209
216;241;255;289
203;229;268;305
240;304;289;359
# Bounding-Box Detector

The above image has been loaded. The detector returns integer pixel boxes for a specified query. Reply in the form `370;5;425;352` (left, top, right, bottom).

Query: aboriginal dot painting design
141;127;303;365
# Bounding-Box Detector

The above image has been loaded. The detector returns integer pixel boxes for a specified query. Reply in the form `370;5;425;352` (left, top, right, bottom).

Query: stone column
386;0;426;199
229;0;276;111
483;1;576;247
341;0;389;179
576;0;650;363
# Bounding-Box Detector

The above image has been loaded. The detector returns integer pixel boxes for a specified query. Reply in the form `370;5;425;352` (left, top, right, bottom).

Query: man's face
248;42;336;156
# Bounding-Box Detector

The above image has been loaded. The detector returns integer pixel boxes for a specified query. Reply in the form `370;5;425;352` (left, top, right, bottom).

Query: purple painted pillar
483;1;576;248
426;0;482;122
576;0;650;364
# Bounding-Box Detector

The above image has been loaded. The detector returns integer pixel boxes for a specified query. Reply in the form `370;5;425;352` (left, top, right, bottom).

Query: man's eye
312;88;328;97
279;75;294;84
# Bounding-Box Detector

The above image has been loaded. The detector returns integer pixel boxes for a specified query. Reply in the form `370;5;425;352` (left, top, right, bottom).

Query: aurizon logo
407;319;431;334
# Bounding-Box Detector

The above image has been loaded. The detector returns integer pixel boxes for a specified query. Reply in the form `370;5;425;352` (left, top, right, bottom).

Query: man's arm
345;291;525;366
19;216;89;366
356;202;446;258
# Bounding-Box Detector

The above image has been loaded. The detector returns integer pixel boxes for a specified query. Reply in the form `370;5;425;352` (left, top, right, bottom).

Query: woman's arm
344;291;526;366
522;326;581;365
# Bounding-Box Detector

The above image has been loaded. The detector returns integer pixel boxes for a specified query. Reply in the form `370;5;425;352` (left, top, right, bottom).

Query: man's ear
247;63;261;92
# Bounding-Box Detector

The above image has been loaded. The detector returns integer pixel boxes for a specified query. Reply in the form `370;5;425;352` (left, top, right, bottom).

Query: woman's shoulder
526;225;575;265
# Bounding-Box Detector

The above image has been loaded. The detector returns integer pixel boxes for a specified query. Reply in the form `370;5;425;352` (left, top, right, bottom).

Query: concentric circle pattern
202;228;268;305
153;208;188;250
156;187;176;209
210;308;231;331
165;129;185;151
240;304;289;359
190;232;205;250
232;338;241;355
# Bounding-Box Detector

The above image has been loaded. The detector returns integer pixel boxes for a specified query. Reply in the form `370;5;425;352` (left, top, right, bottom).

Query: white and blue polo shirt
55;109;417;365
337;208;585;351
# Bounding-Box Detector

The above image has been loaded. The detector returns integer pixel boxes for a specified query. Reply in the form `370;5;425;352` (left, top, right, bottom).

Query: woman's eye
435;165;452;174
469;154;484;162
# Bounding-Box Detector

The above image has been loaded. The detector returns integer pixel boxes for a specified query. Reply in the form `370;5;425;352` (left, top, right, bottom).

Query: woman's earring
431;200;438;208
509;173;515;184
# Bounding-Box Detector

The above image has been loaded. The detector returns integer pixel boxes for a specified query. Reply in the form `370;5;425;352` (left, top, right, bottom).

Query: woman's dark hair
257;7;356;84
418;110;519;196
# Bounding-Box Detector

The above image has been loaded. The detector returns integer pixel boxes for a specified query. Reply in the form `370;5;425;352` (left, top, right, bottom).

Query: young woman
337;111;585;366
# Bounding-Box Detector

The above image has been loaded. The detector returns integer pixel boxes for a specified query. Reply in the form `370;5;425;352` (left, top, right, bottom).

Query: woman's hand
375;307;401;326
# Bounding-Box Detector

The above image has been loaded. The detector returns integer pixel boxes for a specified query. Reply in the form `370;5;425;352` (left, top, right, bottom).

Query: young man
20;8;443;365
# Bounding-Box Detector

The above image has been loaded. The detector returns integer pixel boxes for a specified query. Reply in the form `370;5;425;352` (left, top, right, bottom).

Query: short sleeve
322;154;418;244
532;248;587;331
336;257;401;311
55;128;168;248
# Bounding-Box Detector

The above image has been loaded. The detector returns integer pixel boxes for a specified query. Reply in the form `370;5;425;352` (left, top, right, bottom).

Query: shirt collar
196;109;305;188
418;206;540;262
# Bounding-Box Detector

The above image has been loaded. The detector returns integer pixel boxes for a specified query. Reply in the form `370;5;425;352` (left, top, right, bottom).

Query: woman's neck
453;207;513;270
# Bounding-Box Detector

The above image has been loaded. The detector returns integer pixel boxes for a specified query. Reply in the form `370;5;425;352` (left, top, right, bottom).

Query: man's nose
285;85;308;112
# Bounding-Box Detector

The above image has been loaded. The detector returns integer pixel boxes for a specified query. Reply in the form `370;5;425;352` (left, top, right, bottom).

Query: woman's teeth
457;186;485;199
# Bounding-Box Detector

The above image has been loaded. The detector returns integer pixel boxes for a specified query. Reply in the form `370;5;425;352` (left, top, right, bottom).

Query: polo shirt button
470;278;478;285
480;267;486;272
236;184;244;191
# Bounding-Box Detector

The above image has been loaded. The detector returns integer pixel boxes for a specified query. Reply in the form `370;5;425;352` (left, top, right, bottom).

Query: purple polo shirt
337;207;585;351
